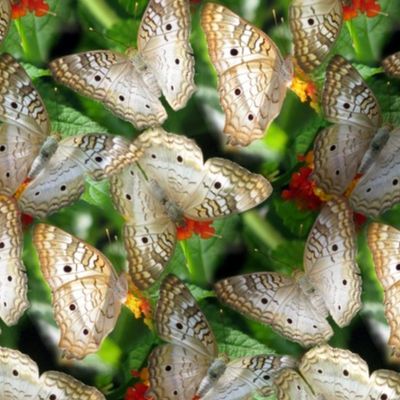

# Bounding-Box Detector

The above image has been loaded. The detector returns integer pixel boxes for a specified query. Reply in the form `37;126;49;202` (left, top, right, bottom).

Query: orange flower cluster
125;369;153;400
177;217;215;240
125;289;153;330
11;0;49;19
343;0;381;20
290;74;319;112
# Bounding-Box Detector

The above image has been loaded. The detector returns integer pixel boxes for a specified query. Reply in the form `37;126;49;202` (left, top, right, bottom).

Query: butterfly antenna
88;26;128;48
272;9;278;26
105;228;112;244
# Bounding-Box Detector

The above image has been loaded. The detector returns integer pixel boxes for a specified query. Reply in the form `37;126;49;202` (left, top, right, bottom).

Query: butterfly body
196;356;228;398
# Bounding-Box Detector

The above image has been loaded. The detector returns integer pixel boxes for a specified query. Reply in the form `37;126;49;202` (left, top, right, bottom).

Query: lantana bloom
125;286;153;330
343;0;381;21
290;73;319;112
177;217;215;240
11;0;49;19
125;369;153;400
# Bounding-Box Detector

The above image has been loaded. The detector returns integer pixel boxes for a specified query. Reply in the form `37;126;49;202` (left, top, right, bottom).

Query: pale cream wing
289;0;343;73
0;124;45;195
299;345;370;400
49;51;167;129
322;55;381;129
0;196;29;327
110;162;176;290
33;224;128;360
275;369;317;400
201;3;293;146
382;284;400;359
18;134;139;218
0;53;49;135
367;370;400;399
304;198;361;327
312;124;375;195
382;52;400;79
214;272;333;347
138;0;196;110
156;274;217;357
350;128;400;217
148;344;211;400
202;355;296;400
0;0;10;45
183;157;272;220
0;346;41;398
37;371;105;400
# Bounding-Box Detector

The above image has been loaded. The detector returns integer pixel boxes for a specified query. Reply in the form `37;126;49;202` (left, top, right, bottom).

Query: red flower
125;383;152;400
282;166;323;211
343;0;381;21
177;218;215;240
11;0;49;19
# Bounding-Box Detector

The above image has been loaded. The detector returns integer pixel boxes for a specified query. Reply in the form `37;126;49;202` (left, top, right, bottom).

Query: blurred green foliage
1;0;400;398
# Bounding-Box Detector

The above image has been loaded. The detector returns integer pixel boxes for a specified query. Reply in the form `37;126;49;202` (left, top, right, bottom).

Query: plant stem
180;240;207;285
79;0;120;29
243;211;285;250
346;19;373;62
14;19;41;63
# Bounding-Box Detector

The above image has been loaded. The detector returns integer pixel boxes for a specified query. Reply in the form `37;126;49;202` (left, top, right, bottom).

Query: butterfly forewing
138;0;196;110
312;124;375;195
148;344;211;400
350;128;400;217
275;369;317;400
0;347;105;399
0;0;10;46
382;52;400;79
0;53;50;136
367;370;400;399
50;50;167;129
289;0;343;73
214;272;333;346
201;3;293;146
299;345;370;399
33;224;128;360
18;134;138;218
304;198;361;327
322;55;381;129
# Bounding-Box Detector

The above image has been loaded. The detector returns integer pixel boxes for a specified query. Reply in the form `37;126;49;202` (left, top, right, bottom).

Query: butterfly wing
148;344;211;400
322;55;381;129
201;3;293;146
350;128;400;217
37;371;105;400
275;369;317;400
0;0;10;45
382;52;400;79
299;345;370;400
110;162;176;290
0;346;40;398
289;0;342;73
0;196;29;328
49;51;167;129
156;274;217;357
18;134;138;218
201;355;296;400
138;0;196;110
367;370;400;399
312;124;375;195
214;272;333;346
304;198;361;327
368;223;400;357
33;224;128;360
0;53;49;136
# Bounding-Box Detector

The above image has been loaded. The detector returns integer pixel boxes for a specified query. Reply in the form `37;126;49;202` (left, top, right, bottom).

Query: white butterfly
0;346;105;399
289;0;343;73
275;344;400;400
215;197;362;347
0;195;29;331
368;222;400;360
0;0;10;45
0;52;140;218
147;274;295;400
49;0;196;129
201;3;293;146
110;127;272;289
33;223;128;360
312;55;400;217
382;51;400;79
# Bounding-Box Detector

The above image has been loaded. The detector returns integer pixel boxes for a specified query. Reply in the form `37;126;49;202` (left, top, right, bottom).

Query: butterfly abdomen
196;357;227;398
